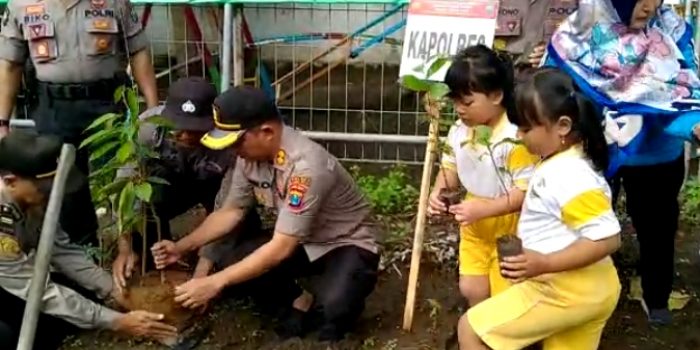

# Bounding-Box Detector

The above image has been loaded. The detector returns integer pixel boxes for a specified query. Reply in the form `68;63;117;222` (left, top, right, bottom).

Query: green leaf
80;128;121;149
401;75;431;92
116;142;135;163
85;113;120;132
412;63;425;73
99;178;129;197
89;164;117;179
427;56;450;79
113;85;126;104
126;88;139;117
147;176;170;186
474;125;493;146
143;115;175;129
428;83;450;99
117;182;136;233
89;141;121;162
134;182;153;202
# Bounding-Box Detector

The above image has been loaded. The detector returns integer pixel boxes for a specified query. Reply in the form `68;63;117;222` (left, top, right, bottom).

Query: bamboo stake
402;115;440;331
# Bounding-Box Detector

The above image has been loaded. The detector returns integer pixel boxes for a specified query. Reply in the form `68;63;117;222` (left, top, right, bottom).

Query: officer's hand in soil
112;250;139;294
151;240;181;269
174;275;224;309
112;310;178;340
428;190;448;216
499;250;549;283
448;199;489;225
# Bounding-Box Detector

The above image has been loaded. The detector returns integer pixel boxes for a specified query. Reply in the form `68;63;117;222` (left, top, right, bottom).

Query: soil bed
121;270;196;331
60;218;700;350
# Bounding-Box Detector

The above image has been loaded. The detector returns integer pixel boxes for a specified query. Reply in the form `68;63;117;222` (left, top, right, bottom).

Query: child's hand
428;191;447;216
500;250;549;283
448;199;488;225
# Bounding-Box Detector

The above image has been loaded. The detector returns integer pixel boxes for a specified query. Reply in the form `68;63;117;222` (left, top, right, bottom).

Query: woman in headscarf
544;0;700;326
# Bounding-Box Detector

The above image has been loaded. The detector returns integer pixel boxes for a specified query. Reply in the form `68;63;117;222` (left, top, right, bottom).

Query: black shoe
274;308;308;340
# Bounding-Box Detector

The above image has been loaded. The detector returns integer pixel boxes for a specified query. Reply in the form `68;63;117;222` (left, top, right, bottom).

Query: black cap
201;86;281;150
161;77;218;132
0;131;86;195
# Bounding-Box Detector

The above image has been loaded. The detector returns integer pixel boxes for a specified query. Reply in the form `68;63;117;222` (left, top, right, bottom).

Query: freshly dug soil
121;270;195;331
497;234;523;262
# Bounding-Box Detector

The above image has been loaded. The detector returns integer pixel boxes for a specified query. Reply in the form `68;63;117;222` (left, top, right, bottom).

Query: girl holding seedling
427;44;539;307
458;68;621;350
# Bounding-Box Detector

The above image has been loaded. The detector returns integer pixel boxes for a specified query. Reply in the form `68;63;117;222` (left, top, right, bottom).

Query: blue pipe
350;18;406;58
252;3;405;46
348;3;404;38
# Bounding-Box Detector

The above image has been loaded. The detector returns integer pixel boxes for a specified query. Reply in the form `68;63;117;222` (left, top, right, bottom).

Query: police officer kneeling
152;86;381;342
0;131;177;349
112;77;261;292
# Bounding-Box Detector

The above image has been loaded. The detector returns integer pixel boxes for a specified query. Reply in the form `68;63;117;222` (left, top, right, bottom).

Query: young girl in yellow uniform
458;68;622;350
428;44;540;307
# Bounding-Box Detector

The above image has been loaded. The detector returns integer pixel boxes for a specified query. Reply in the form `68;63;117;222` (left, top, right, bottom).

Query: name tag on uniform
544;0;578;37
496;6;522;37
0;234;21;260
0;204;21;261
23;4;50;24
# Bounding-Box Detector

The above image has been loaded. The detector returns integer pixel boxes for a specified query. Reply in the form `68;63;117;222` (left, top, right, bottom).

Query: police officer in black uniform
0;0;159;246
111;77;261;294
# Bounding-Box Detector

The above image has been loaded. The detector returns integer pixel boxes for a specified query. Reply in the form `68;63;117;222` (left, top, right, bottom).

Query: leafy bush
352;165;419;216
681;177;700;227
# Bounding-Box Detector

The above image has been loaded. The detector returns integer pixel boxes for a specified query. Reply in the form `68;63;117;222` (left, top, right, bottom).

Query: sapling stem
141;205;147;286
149;203;165;284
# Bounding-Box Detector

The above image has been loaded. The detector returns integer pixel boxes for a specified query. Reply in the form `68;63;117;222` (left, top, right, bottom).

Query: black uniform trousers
611;155;685;310
33;91;120;247
212;227;379;340
0;274;99;350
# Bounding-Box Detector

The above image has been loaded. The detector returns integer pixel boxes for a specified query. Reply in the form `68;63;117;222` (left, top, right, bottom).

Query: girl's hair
511;68;609;172
444;44;516;116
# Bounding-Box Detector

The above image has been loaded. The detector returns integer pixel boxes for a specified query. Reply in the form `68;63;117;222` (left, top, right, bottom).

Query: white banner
399;0;500;81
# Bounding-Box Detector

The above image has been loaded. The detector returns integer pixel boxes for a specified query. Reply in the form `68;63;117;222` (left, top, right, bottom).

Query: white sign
399;0;500;81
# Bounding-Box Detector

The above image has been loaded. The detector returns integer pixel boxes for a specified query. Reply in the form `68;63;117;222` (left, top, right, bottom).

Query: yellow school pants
468;257;621;350
459;210;519;295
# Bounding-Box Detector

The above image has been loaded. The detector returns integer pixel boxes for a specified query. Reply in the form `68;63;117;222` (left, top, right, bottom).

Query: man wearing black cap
152;86;380;341
112;77;261;294
0;131;178;349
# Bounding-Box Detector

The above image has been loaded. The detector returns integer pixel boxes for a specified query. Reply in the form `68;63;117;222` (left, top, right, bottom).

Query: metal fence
11;2;431;165
9;1;700;166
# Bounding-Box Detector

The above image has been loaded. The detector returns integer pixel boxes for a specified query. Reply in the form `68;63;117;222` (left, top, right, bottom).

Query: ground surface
60;212;700;350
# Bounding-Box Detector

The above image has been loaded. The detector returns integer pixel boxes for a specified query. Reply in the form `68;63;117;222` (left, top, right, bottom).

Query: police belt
38;78;123;100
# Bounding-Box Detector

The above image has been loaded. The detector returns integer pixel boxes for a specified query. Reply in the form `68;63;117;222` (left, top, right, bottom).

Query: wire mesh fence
8;2;431;165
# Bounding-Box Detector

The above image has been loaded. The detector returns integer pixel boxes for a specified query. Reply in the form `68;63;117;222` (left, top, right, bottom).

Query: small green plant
400;56;520;206
401;55;461;204
681;177;700;227
80;85;172;280
352;165;419;216
465;126;521;194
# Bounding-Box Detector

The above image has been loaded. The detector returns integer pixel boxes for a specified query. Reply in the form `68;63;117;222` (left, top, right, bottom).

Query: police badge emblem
181;100;196;113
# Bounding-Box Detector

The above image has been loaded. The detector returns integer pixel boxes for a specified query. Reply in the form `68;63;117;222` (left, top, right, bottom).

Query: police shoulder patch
286;176;311;210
